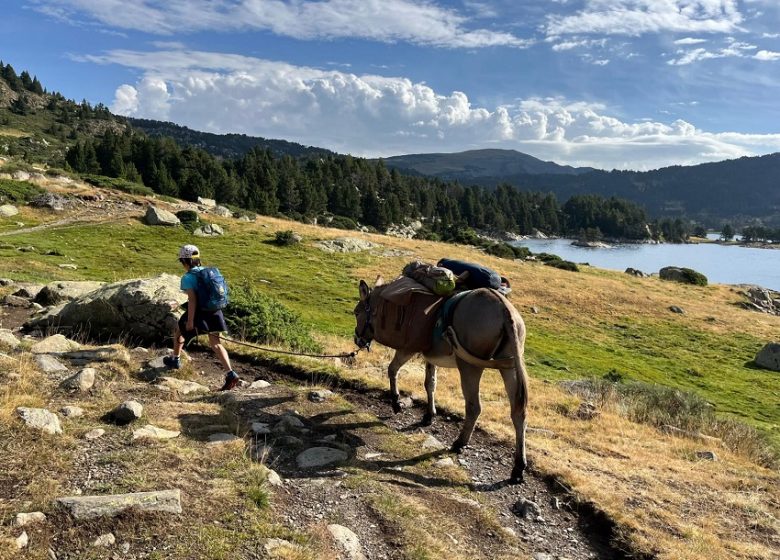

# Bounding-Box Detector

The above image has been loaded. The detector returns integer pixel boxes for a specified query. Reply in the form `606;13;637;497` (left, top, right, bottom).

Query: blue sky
2;0;780;170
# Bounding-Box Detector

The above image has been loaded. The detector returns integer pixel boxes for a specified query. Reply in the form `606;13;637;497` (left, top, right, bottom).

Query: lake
512;238;780;291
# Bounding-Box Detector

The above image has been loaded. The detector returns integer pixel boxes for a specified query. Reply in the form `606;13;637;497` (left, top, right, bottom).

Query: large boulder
315;237;379;253
193;223;224;237
212;205;233;218
34;281;105;307
0;204;19;217
144;206;180;226
755;343;780;372
26;274;186;343
56;490;182;519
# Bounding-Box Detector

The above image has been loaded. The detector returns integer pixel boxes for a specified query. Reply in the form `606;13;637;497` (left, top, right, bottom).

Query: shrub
80;174;154;196
176;210;200;232
511;245;532;260
225;284;321;352
0;179;44;203
328;215;358;230
485;242;516;259
535;252;562;263
274;230;301;246
44;167;70;177
659;266;708;286
414;227;440;241
545;259;579;272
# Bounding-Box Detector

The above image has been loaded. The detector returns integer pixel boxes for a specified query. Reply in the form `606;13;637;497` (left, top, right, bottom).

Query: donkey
354;278;530;483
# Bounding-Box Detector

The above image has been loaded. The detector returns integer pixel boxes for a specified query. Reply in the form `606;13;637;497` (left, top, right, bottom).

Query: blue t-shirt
181;266;204;292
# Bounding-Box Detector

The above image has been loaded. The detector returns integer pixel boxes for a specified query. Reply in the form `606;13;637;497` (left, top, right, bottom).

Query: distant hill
129;118;334;160
382;149;593;179
384;148;780;226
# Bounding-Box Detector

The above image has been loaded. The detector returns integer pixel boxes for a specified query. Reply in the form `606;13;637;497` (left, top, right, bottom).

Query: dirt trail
197;347;626;560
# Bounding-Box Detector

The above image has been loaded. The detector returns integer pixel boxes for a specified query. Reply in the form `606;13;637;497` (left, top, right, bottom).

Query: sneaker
219;371;240;391
162;355;181;370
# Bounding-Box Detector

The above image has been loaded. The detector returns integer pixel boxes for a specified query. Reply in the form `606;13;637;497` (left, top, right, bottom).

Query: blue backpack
194;267;229;312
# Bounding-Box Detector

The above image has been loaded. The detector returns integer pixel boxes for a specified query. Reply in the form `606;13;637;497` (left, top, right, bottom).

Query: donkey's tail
499;294;529;411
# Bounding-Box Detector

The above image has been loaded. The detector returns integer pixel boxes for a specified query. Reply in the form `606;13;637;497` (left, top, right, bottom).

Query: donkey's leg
388;350;415;414
451;361;484;453
422;362;437;426
500;367;528;484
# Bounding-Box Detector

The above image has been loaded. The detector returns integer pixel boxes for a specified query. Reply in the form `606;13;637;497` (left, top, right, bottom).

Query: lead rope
181;332;362;360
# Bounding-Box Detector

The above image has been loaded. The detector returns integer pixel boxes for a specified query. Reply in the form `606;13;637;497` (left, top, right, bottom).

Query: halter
354;298;373;351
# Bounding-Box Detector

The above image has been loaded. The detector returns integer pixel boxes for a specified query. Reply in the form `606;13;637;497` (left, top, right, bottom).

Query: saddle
372;277;445;352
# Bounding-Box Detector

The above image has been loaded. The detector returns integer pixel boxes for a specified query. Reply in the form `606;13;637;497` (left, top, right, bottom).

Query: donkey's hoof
421;413;434;426
450;442;465;454
391;401;403;414
509;467;525;485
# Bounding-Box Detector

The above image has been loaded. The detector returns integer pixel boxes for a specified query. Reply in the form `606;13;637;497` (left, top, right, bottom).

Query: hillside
382;149;593;178
0;171;778;559
129;118;335;160
386;149;780;226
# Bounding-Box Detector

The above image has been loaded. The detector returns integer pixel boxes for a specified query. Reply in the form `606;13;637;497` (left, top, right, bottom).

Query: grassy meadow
1;183;779;559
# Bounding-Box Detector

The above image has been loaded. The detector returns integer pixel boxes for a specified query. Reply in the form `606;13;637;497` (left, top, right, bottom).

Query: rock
327;524;366;560
58;264;77;270
309;389;334;402
572;240;612;248
0;278;13;286
277;436;304;447
755;342;780;372
434;457;455;468
422;435;445;450
62;346;128;365
61;406;84;418
0;329;20;349
575;401;599;420
695;450;718;461
4;294;31;307
31;334;81;354
207;433;242;445
34;354;69;373
296;447;349;469
15;530;28;549
84;428;105;440
0;204;19;217
398;395;413;409
262;466;283;487
156;376;209;395
93;533;115;547
315;237;379;253
56;489;182;519
197;197;217;208
512;498;542;519
533;554;554;560
12;284;44;299
193;223;224;237
13;512;46;527
625;267;645;277
60;368;96;392
17;245;36;252
212;205;233;218
17;407;62;435
34;281;104;307
248;379;271;390
274;415;305;433
144;206;180;226
110;400;143;424
26;274;187;343
264;538;300;556
30;193;68;211
669;305;686;314
238;214;256;222
250;422;271;435
501;526;517;539
132;424;181;441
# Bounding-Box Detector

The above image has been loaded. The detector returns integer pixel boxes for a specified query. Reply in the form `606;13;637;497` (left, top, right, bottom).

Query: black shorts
179;309;227;340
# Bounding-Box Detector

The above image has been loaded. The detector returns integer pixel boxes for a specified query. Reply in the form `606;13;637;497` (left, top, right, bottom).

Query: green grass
0;178;44;203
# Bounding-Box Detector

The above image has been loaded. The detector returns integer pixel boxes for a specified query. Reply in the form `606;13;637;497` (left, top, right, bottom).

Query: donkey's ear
359;280;371;301
374;275;385;287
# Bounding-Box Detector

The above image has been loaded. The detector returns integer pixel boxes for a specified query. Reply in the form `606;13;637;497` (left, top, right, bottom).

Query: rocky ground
1;299;626;560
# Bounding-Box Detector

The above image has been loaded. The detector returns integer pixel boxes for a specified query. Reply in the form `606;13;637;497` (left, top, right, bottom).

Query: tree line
64;129;656;240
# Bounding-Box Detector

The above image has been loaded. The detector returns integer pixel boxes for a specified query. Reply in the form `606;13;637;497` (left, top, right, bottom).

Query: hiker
164;244;241;391
437;258;511;295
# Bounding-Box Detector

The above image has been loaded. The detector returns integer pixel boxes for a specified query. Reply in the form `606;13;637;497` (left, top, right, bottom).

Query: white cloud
755;49;780;60
31;0;532;48
668;39;763;64
674;37;708;45
545;1;744;37
551;38;608;51
87;48;780;170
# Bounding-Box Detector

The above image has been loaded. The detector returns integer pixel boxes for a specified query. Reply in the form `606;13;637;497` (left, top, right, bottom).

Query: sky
2;0;780;170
